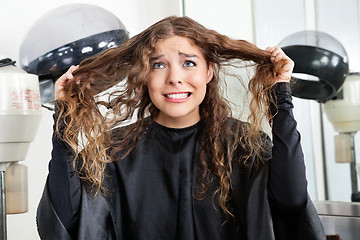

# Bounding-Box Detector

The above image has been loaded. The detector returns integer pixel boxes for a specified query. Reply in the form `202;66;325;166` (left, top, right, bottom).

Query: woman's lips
164;92;191;103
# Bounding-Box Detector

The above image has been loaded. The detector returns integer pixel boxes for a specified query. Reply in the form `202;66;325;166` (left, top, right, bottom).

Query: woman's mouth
165;92;190;99
164;92;191;103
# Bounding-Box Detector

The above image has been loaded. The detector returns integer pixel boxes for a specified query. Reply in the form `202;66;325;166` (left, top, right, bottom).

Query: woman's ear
207;62;214;83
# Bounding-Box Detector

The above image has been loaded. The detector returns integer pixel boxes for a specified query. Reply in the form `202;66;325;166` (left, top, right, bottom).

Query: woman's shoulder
225;117;272;163
225;117;251;136
110;118;153;140
226;117;270;139
226;117;245;126
110;122;134;140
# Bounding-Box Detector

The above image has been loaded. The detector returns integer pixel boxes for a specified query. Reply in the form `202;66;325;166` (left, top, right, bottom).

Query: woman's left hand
265;46;294;83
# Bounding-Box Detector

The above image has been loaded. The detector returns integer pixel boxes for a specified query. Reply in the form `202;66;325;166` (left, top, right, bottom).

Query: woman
37;16;325;239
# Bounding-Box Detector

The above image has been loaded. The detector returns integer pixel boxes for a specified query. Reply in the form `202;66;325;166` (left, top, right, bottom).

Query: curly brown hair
56;16;286;216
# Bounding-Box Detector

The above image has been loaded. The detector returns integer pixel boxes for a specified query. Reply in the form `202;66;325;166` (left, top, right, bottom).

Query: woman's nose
167;67;182;85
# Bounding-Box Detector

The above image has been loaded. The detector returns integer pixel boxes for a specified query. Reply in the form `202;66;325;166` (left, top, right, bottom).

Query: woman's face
148;36;214;128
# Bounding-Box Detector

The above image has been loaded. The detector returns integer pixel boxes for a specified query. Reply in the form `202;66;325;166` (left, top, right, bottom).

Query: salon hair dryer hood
18;4;129;104
19;4;129;79
279;31;349;102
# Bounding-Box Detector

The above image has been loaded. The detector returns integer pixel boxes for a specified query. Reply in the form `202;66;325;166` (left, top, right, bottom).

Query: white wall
0;1;181;239
184;0;254;42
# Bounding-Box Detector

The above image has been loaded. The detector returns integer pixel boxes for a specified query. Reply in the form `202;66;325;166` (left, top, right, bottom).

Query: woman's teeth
166;93;189;99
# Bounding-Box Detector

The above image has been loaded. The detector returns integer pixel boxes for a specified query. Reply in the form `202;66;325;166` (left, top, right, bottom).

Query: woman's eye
153;62;165;69
183;61;196;67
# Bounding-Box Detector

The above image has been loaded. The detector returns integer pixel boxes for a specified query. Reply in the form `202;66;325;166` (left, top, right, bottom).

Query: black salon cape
37;121;325;240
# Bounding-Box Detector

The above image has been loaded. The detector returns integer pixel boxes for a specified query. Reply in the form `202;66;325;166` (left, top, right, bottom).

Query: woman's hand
55;65;79;100
265;46;294;83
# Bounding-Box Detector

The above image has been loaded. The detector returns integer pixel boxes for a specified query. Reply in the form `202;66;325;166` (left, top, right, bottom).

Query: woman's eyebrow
179;52;199;58
149;54;165;62
149;52;199;62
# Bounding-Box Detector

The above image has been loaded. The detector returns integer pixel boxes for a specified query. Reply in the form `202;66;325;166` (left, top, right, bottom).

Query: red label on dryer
10;89;41;110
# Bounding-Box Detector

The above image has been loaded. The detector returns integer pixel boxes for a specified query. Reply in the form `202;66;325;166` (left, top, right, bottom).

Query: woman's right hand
55;65;79;100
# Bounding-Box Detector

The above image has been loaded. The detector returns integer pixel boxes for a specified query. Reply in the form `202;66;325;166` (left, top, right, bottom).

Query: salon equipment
0;58;41;239
279;30;348;102
19;4;129;107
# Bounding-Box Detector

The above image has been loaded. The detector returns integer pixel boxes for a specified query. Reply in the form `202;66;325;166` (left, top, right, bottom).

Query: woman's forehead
150;36;203;58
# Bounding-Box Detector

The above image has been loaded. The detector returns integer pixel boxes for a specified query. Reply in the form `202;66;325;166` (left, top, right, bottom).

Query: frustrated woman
37;16;325;240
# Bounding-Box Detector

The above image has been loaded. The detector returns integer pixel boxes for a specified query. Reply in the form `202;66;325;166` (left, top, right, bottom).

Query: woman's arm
265;46;307;209
268;82;307;209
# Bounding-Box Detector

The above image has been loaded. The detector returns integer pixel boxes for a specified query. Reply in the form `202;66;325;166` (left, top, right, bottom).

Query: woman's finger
55;65;79;100
265;46;294;82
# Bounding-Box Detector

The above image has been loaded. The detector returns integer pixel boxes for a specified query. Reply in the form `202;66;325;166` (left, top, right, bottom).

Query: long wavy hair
56;16;286;216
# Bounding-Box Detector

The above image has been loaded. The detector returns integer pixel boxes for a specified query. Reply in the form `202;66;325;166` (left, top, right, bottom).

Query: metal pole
181;0;185;16
0;170;6;240
319;104;329;200
350;133;360;202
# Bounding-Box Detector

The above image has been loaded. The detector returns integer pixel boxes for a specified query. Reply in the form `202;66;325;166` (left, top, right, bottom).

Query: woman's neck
154;115;201;129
